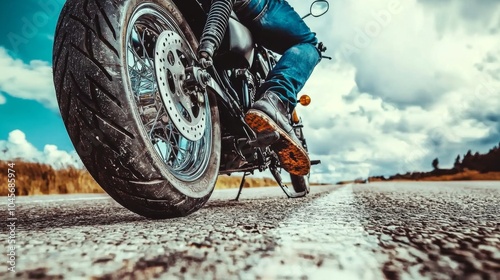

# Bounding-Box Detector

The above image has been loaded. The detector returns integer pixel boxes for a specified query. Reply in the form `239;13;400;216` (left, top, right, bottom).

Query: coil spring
199;0;234;58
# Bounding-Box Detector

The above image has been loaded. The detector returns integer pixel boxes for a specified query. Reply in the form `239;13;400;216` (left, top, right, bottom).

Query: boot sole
245;109;310;176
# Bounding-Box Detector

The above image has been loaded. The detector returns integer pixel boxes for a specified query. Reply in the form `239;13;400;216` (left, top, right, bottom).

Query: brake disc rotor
154;31;206;141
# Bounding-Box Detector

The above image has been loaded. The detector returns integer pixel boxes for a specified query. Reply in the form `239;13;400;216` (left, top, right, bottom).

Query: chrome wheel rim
125;3;211;182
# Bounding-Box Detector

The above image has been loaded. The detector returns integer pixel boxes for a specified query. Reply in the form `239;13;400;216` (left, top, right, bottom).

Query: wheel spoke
148;107;163;138
128;46;155;83
154;142;166;162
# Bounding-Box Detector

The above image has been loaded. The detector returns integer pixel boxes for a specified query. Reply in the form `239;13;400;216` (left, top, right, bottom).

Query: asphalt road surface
1;182;499;280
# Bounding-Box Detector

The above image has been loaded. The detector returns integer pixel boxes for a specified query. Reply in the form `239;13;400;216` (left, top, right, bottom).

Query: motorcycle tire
290;126;310;194
53;0;221;219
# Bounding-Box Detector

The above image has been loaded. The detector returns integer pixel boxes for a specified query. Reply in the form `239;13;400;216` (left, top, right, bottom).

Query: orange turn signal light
299;95;311;106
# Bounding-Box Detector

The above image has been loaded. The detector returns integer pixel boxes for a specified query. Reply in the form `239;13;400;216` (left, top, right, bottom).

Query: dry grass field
418;170;500;181
0;160;277;196
367;170;500;183
1;160;103;196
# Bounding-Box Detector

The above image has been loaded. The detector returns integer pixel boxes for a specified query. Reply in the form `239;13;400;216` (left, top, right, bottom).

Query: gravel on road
0;182;498;280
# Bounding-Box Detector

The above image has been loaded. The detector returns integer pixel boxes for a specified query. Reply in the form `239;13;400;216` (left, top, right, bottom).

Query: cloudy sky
0;0;499;183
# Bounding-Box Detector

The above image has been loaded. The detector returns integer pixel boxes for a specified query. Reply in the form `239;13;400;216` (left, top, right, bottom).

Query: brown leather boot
245;91;310;176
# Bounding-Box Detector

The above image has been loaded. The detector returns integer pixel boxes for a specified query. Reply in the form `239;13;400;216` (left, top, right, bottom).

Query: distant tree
465;150;472;158
432;158;439;170
462;150;473;169
454;155;461;169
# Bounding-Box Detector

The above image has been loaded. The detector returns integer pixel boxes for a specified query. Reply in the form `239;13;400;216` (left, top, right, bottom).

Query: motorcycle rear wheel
53;0;221;218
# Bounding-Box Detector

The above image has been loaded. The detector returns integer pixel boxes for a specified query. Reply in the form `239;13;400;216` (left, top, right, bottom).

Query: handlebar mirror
311;0;330;17
302;0;330;19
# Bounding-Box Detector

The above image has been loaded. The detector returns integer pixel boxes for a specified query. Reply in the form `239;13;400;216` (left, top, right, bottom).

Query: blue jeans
234;0;321;110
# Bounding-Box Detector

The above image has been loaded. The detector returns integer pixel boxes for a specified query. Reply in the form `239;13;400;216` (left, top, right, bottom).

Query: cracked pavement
1;182;499;279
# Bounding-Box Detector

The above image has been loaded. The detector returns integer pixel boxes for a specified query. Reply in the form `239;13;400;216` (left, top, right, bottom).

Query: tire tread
53;0;219;218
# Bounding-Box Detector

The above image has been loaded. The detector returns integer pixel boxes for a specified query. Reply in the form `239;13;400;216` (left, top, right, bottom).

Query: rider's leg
234;0;321;110
235;0;321;176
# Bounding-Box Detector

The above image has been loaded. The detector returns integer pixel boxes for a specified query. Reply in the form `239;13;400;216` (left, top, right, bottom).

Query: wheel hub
154;31;207;141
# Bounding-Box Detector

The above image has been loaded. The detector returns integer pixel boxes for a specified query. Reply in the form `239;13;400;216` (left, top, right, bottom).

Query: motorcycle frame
171;0;312;197
170;0;265;165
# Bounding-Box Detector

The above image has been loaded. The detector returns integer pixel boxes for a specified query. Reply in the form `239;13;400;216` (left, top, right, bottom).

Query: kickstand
270;167;307;199
233;172;250;201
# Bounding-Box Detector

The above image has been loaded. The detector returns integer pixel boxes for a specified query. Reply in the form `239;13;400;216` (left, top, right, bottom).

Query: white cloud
0;47;57;109
0;93;5;105
0;130;82;169
326;0;497;108
288;0;500;182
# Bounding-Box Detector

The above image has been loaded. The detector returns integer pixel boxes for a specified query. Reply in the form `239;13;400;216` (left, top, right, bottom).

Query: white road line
7;186;334;206
250;185;385;280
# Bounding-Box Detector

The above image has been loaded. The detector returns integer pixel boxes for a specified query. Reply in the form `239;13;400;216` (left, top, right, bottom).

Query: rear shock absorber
198;0;234;65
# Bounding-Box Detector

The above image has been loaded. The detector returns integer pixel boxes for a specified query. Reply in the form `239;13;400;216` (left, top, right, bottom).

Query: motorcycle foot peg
311;160;321;166
248;131;280;147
